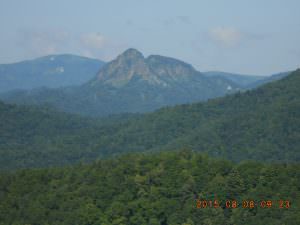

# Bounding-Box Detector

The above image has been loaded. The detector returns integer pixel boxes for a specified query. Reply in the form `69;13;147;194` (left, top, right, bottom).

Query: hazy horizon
0;0;299;75
0;49;291;77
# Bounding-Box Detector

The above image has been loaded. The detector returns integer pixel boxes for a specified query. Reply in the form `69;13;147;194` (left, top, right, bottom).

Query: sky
0;0;299;75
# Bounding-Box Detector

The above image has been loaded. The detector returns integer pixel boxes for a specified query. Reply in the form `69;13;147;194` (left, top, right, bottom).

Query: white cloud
15;29;127;61
81;33;106;49
17;29;70;56
209;27;242;47
78;32;128;61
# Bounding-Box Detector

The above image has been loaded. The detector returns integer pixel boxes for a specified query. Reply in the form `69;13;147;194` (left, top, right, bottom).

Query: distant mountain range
0;52;290;94
203;71;292;89
0;54;105;93
0;68;299;170
0;49;240;116
203;71;266;87
0;49;291;117
245;71;291;89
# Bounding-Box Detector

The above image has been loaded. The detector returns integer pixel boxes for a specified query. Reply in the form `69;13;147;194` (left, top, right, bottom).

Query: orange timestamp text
195;199;290;209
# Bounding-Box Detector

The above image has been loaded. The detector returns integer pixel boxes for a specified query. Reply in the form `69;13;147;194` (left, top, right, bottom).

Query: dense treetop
0;151;299;225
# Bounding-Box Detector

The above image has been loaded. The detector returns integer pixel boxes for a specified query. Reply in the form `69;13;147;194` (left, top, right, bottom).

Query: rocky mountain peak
95;49;202;87
96;48;151;87
146;55;198;79
120;48;144;60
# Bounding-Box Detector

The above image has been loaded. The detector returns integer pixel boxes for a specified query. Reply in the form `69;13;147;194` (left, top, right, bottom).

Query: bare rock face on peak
1;49;240;117
92;48;236;88
95;49;155;87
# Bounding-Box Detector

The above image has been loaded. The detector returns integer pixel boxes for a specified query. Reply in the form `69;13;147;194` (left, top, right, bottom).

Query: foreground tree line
0;150;299;225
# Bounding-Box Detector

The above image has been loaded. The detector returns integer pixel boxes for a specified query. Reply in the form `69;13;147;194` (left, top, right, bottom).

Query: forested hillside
0;151;299;225
0;69;299;170
66;68;300;162
0;102;111;170
1;1;298;225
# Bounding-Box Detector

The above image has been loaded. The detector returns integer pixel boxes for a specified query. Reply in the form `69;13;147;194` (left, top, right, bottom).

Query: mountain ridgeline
203;71;266;88
0;69;299;170
0;54;105;93
1;49;239;117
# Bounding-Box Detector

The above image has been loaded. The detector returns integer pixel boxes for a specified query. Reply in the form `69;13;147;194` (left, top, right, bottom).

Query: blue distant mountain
0;54;105;93
0;49;240;116
245;71;291;89
203;71;291;89
0;49;292;117
203;71;266;87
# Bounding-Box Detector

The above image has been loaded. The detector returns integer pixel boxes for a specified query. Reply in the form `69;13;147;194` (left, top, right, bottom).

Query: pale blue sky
0;0;299;75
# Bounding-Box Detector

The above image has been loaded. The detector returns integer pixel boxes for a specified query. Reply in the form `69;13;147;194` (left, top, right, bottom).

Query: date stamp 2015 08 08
195;199;290;209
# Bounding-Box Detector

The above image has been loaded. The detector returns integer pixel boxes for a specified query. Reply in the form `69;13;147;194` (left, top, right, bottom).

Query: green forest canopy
0;69;299;170
0;151;299;225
